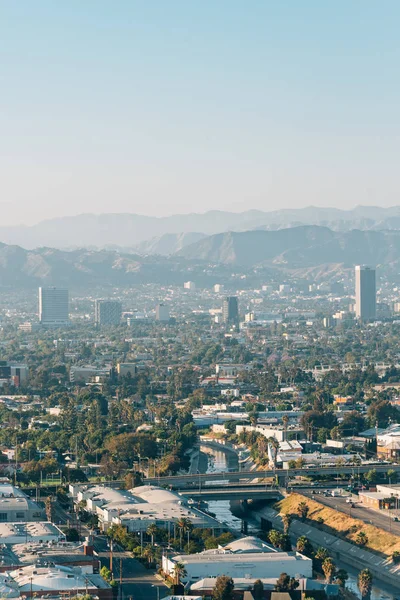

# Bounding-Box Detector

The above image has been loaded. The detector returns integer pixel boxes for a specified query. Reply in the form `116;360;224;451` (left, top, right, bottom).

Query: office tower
156;303;170;322
222;296;239;326
355;265;376;321
39;287;69;326
95;300;122;326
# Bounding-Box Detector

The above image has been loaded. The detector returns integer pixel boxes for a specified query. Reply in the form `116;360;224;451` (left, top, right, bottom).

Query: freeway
145;463;400;487
300;489;400;536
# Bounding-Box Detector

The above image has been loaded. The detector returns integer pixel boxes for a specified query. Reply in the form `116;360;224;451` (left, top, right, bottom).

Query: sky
1;1;400;225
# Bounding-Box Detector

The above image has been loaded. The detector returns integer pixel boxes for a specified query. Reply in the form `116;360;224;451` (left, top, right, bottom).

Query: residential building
222;296;239;326
184;281;196;290
0;362;28;388
355;265;376;321
70;365;111;384
39;287;69;326
116;363;137;377
94;300;122;326
156;303;170;322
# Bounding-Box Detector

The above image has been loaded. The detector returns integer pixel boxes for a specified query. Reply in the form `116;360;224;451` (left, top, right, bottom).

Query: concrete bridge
146;463;400;488
179;484;282;502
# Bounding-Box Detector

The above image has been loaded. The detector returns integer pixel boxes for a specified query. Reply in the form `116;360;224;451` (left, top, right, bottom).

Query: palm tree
297;501;309;521
296;535;313;557
358;569;373;599
315;547;329;561
177;517;193;550
173;561;187;586
281;513;293;535
282;415;289;441
268;437;280;468
335;569;349;589
355;531;368;546
146;523;158;546
143;545;155;565
322;557;336;584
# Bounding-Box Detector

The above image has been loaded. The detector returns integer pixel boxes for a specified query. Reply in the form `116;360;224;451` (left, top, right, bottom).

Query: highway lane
300;489;400;535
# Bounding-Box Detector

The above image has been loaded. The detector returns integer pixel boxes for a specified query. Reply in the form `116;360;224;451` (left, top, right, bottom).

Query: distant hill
4;225;400;288
3;205;400;249
134;232;206;255
177;226;400;267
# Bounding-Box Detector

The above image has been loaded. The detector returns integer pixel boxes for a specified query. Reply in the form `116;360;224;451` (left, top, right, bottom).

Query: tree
364;469;377;484
268;529;282;548
147;523;158;546
322;557;337;584
335;569;349;588
297;501;309;521
358;569;373;599
387;469;397;484
172;562;187;586
143;545;155;565
315;547;329;561
213;575;234;600
296;536;314;557
253;579;264;600
64;527;79;542
268;437;280;468
274;573;299;592
281;513;293;535
355;531;368;546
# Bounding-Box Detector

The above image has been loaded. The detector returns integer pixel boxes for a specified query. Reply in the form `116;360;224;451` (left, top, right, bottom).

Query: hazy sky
1;2;400;225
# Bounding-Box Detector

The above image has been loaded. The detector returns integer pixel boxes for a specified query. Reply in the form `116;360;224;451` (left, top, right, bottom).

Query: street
94;536;168;600
301;489;400;535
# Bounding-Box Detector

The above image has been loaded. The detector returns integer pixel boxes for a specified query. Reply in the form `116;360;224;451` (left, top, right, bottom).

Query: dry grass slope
277;493;400;556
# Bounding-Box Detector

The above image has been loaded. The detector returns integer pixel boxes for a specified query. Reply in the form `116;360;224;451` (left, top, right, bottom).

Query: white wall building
162;536;312;583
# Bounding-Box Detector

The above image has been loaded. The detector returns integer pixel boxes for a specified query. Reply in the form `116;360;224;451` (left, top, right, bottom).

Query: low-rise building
0;483;44;522
70;484;220;532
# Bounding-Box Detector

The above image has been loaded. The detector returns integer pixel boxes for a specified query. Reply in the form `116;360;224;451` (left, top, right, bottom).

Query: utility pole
109;538;113;575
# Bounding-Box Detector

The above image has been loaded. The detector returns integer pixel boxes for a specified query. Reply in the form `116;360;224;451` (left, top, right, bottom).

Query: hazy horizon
1;2;400;226
3;203;400;228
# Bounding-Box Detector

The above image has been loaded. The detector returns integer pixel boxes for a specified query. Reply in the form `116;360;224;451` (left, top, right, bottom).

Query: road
301;489;400;535
146;463;400;487
94;536;168;600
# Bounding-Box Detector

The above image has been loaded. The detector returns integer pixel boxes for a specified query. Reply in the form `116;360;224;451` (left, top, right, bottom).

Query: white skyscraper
355;265;376;321
39;287;69;326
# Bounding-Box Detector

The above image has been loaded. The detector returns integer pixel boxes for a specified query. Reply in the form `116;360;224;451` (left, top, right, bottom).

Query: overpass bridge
146;463;400;488
179;484;282;502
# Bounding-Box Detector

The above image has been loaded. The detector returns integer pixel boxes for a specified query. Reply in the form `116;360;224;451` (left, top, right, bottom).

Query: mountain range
2;225;400;288
3;205;400;250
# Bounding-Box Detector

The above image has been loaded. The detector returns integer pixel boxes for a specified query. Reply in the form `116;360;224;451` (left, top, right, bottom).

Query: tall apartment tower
355;265;376;321
95;300;122;326
222;296;239;326
156;303;170;322
39;287;69;326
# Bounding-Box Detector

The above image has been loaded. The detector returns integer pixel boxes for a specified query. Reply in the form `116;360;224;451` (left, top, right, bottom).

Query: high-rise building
355;265;376;321
95;300;122;326
156;303;170;322
184;281;196;290
222;296;239;326
39;287;69;326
